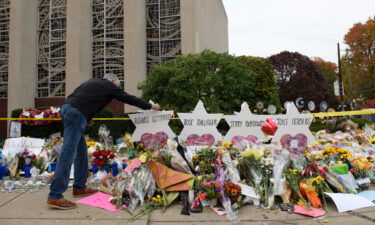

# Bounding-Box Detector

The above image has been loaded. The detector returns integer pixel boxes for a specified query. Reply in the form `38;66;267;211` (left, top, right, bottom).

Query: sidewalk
0;188;375;225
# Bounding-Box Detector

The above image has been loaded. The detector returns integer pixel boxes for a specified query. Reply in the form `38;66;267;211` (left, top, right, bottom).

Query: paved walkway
0;188;375;225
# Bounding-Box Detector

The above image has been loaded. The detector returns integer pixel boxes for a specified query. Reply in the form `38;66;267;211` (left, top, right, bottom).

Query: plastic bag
222;152;241;183
291;154;307;172
161;139;192;174
127;166;156;211
98;124;111;147
30;167;40;183
272;148;290;195
331;170;358;193
214;166;239;221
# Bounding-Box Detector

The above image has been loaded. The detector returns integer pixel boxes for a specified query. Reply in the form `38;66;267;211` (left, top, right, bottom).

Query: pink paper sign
293;205;326;218
124;158;142;173
76;192;123;212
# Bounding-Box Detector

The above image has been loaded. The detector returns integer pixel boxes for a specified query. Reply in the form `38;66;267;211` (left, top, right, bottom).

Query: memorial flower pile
1;121;374;221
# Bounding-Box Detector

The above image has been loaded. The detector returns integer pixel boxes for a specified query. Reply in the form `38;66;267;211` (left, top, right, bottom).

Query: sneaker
47;198;77;210
72;187;98;198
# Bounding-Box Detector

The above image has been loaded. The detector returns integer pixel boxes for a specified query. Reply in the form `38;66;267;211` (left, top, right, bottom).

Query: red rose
349;168;355;173
97;160;105;167
323;167;329;172
110;153;116;159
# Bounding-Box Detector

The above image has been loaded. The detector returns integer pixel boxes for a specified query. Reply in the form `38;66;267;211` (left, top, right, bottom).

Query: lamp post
337;43;345;111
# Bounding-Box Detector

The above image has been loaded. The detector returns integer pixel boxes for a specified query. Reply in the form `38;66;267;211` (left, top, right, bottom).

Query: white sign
234;182;259;199
271;102;315;144
9;122;21;138
334;80;344;96
223;102;268;143
325;192;375;213
3;137;45;157
178;101;223;145
129;109;175;142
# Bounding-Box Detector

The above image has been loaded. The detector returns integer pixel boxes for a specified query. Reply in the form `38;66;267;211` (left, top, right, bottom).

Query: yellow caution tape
0;109;373;121
311;109;375;117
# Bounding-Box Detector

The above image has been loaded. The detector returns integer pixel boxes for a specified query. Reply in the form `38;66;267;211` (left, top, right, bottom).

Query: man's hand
87;121;95;127
151;103;161;111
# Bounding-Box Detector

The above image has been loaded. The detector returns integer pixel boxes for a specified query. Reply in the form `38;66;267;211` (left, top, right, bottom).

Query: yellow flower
290;169;298;175
139;152;148;163
221;142;232;148
360;157;367;164
241;146;263;160
86;141;97;148
123;133;132;142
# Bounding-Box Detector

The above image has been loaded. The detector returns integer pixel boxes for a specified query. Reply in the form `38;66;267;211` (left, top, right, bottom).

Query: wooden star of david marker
178;100;223;144
129;107;175;142
271;102;315;144
223;102;269;142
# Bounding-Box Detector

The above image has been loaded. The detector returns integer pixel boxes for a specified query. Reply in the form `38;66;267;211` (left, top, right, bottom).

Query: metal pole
346;61;353;110
337;43;344;111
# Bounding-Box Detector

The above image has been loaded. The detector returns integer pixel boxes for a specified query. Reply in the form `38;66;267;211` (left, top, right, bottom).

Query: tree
312;57;337;95
344;17;375;100
268;51;338;111
140;50;280;114
237;56;280;108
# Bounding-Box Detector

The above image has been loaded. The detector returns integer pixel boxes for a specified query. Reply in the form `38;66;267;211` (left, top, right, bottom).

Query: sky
222;0;375;63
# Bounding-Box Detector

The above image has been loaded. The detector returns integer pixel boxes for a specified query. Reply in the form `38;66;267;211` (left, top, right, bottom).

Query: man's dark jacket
65;78;151;121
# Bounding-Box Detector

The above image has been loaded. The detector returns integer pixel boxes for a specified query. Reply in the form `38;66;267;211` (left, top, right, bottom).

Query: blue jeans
48;104;88;199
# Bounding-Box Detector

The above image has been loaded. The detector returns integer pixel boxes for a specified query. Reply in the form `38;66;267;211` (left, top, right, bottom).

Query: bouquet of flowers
18;107;60;126
239;145;274;207
224;182;241;204
300;159;333;208
351;156;373;178
196;179;222;201
272;147;290;199
191;147;217;175
126;165;156;212
214;166;238;221
284;168;310;208
322;147;352;164
117;134;145;160
18;150;36;165
93;149;116;168
159;140;192;174
98;124;112;148
221;151;241;183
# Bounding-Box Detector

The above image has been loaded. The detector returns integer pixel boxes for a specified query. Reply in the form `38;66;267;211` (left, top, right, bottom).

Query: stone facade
1;0;228;138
